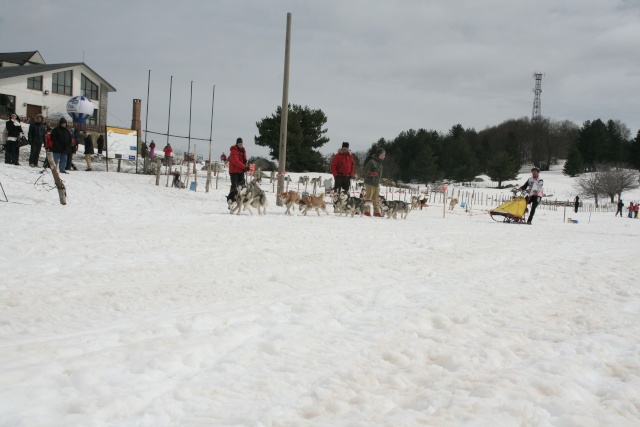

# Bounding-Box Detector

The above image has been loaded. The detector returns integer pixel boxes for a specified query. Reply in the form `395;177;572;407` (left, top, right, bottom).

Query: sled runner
489;189;528;223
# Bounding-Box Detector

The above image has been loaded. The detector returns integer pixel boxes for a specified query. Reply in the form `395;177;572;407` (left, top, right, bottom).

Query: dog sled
489;189;528;223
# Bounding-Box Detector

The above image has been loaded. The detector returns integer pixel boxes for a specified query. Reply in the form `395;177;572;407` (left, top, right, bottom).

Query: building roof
0;51;44;65
0;62;116;92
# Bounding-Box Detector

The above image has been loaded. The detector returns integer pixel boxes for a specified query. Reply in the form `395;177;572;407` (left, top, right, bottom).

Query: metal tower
532;72;543;121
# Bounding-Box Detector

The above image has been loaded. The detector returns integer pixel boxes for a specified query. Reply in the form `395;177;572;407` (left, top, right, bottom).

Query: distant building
0;51;116;127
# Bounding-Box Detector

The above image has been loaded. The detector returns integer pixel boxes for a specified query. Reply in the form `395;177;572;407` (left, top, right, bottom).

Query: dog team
224;138;415;218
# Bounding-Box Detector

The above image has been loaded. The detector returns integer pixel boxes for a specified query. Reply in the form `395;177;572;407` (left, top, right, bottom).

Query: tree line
252;104;640;190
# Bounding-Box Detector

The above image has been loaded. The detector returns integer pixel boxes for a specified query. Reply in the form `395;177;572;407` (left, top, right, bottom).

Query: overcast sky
2;0;639;159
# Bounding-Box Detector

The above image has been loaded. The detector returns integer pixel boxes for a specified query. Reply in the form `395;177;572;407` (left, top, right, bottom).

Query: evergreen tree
255;104;329;172
563;145;584;176
409;145;439;184
628;130;640;169
486;151;519;188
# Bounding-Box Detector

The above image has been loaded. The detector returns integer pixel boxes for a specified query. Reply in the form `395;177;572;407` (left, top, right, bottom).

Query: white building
0;51;116;126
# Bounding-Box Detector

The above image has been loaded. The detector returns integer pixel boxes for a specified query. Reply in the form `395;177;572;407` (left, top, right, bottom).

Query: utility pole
276;13;292;206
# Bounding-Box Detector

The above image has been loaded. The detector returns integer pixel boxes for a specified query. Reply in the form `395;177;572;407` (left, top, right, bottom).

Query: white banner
106;126;137;161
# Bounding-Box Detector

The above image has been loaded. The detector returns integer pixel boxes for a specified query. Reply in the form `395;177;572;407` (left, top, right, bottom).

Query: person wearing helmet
518;166;544;224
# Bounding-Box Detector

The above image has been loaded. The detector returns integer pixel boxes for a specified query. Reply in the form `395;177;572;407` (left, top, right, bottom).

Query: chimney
131;99;142;146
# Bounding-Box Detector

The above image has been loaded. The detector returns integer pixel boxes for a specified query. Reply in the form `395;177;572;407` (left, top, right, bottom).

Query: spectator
66;129;79;171
628;202;634;218
635;202;639;219
574;195;580;214
140;141;149;159
149;141;156;159
49;117;72;173
28;114;46;167
42;126;53;169
518;167;544;225
4;113;23;165
362;148;386;217
616;199;624;217
163;143;173;165
84;131;95;171
97;133;105;156
330;142;355;194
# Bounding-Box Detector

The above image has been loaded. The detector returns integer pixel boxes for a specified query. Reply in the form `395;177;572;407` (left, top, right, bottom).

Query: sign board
106;126;137;161
441;184;448;192
249;163;256;176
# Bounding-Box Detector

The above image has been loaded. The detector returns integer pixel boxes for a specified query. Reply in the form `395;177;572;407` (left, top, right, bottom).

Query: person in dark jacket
83;132;95;171
362;148;386;217
331;142;355;194
4;113;23;165
97;134;105;156
49;117;72;173
616;199;624;217
226;138;248;202
574;195;580;214
28;114;46;167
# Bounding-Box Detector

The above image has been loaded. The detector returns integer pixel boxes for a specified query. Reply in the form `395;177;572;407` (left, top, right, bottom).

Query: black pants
333;175;351;194
29;142;42;166
228;173;245;195
527;196;541;223
4;140;19;164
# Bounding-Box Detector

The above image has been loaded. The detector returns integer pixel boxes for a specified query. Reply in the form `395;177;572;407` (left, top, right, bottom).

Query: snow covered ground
1;155;639;427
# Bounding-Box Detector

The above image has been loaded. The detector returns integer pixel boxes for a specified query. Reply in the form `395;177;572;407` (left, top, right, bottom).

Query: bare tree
574;172;603;207
599;167;639;202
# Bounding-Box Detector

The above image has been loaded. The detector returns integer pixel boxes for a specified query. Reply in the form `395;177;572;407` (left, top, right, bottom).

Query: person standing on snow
28;114;46;167
83;131;95;171
362;148;386;217
226;138;248;202
574;195;580;214
330;141;355;195
615;199;624;217
49;117;72;173
163;143;173;166
518;166;544;224
4;113;23;165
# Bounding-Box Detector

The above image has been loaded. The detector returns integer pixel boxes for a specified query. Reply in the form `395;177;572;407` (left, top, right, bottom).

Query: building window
27;76;43;91
81;74;99;100
52;70;73;95
0;93;16;116
88;108;98;125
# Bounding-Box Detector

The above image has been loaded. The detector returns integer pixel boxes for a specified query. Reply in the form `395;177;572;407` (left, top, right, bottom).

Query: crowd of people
4;115;105;172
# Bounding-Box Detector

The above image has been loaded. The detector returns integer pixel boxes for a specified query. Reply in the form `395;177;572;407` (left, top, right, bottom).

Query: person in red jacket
227;138;248;202
163;143;173;166
330;142;355;194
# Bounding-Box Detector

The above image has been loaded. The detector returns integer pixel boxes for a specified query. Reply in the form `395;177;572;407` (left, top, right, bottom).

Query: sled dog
333;190;364;217
448;197;458;210
299;193;330;216
381;199;411;219
278;190;301;215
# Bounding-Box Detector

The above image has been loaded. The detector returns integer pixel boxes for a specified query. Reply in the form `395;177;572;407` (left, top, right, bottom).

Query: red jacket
45;133;52;150
228;145;247;174
331;149;355;177
163;145;173;157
